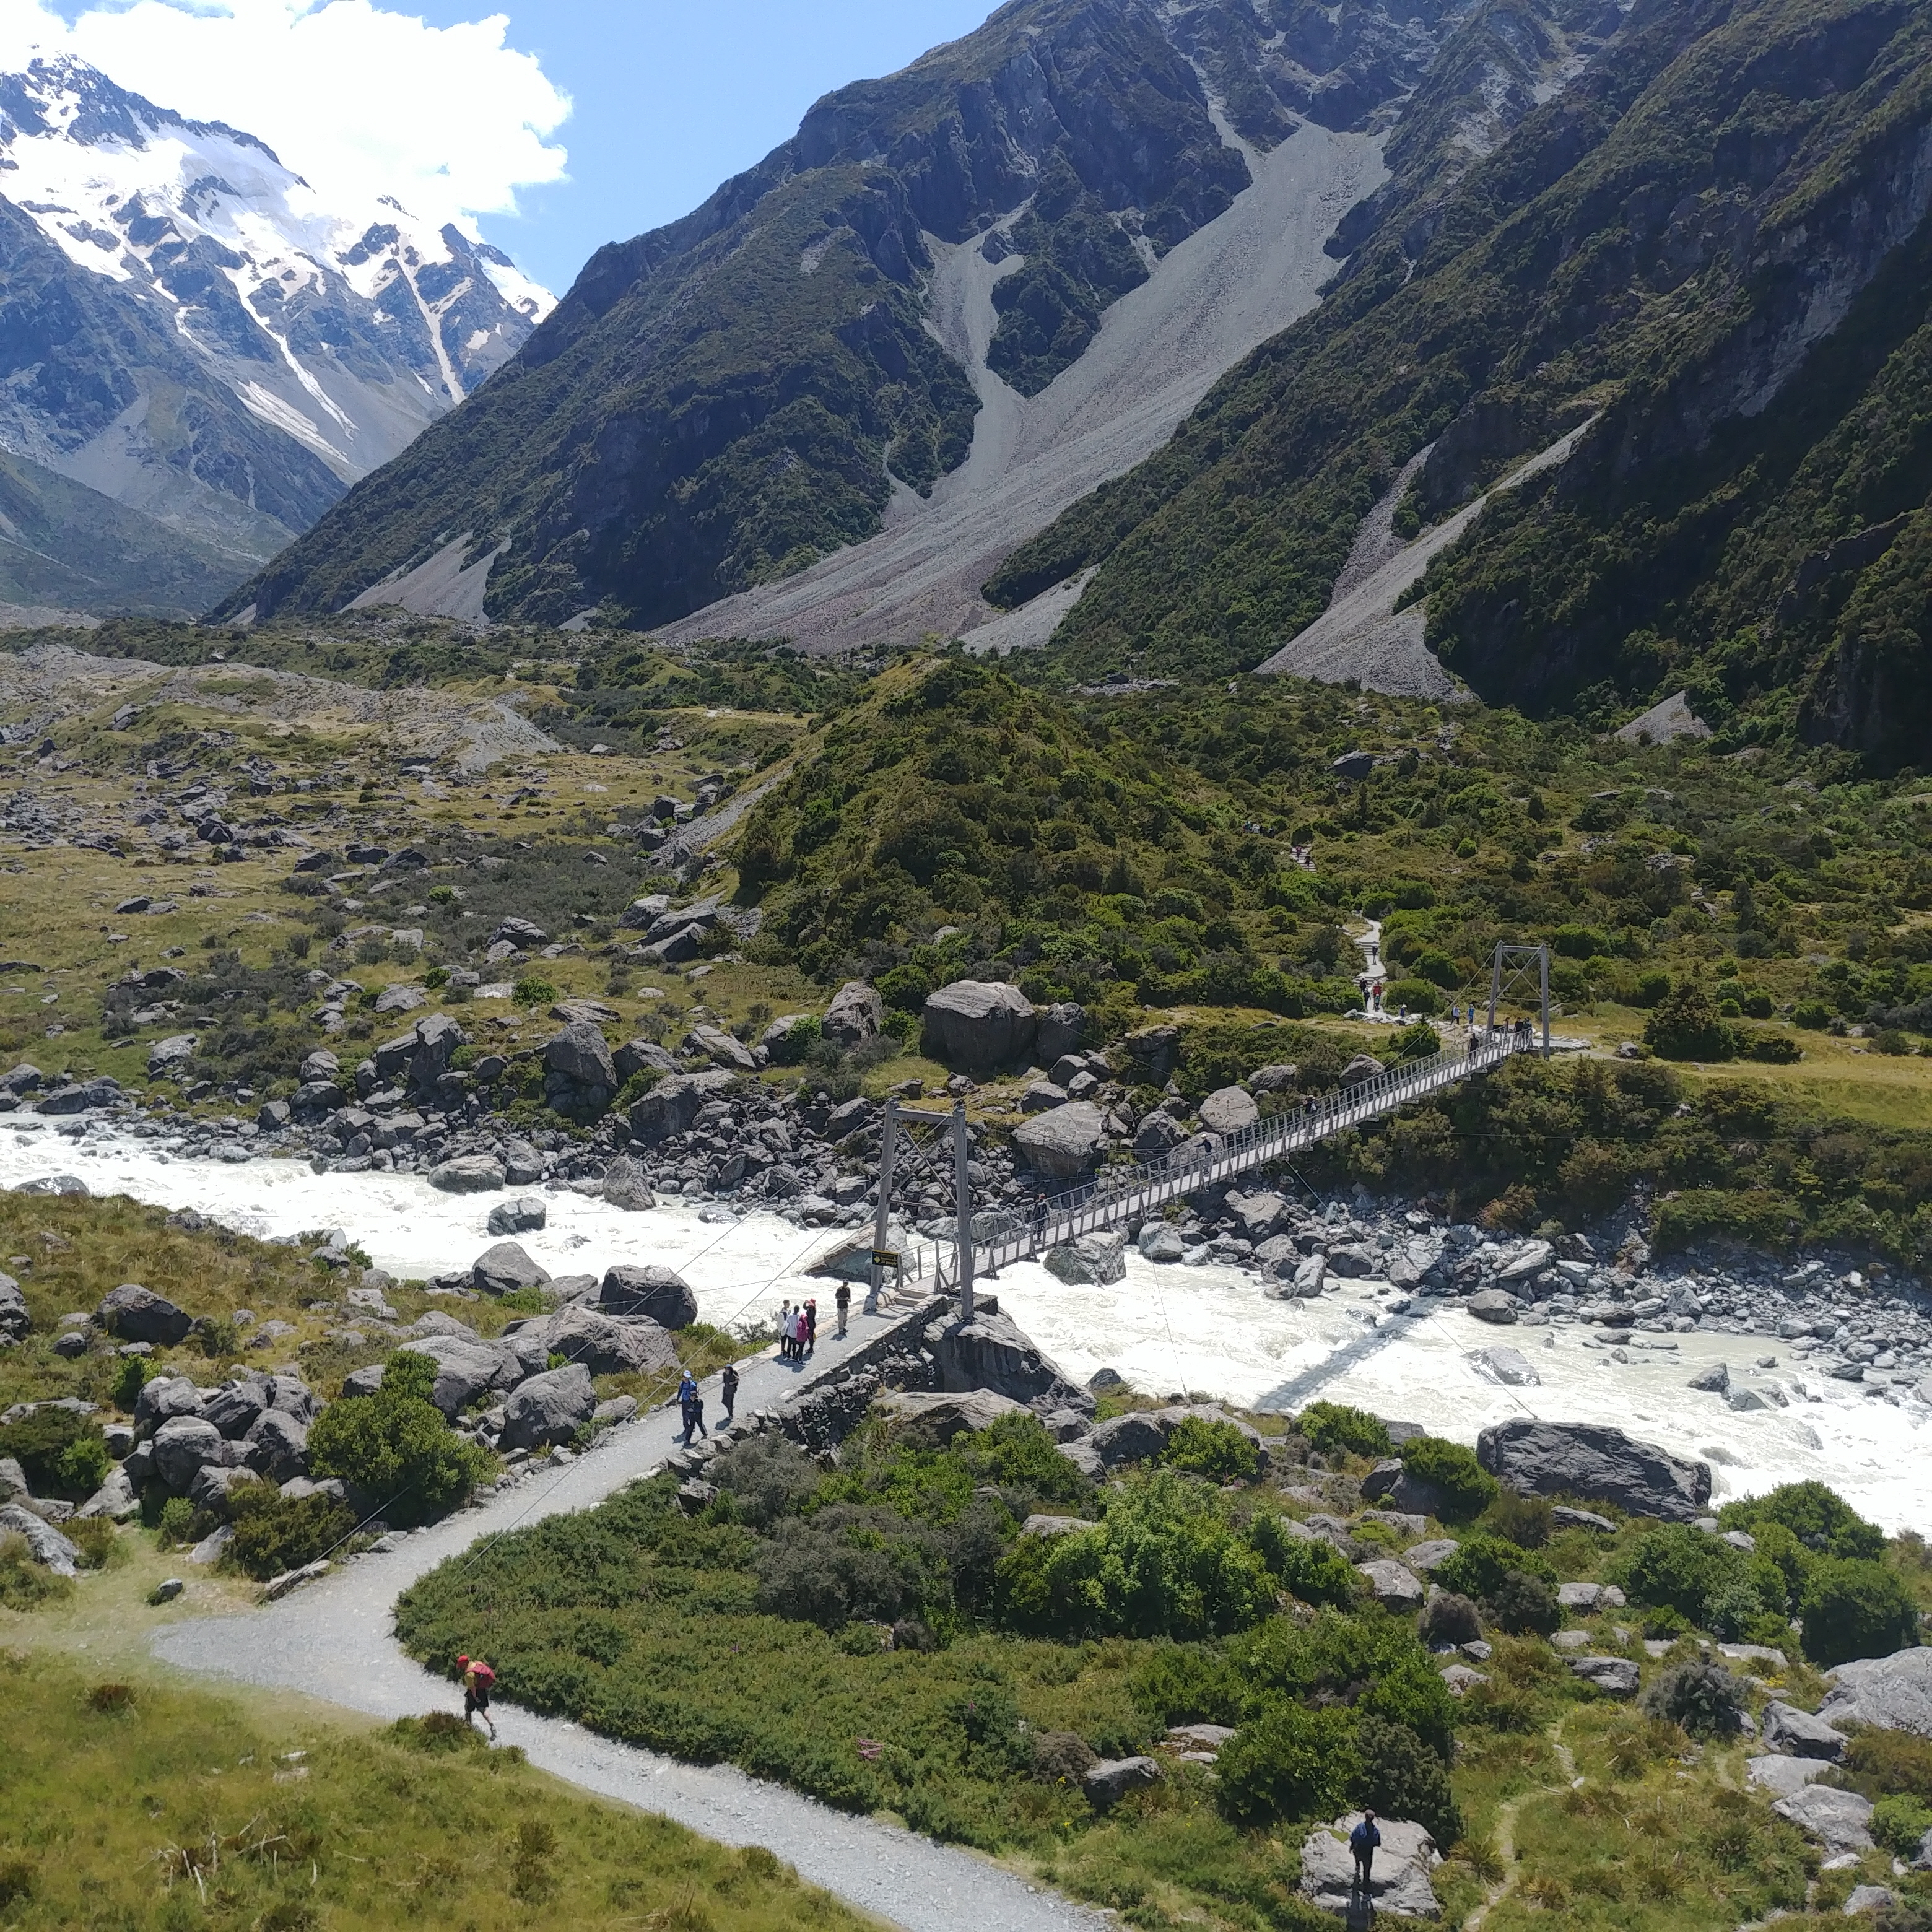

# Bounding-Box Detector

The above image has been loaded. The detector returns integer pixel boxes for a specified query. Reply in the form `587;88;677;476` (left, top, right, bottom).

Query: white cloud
0;0;570;235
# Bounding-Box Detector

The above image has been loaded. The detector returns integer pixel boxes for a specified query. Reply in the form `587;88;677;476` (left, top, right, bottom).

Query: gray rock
1842;1886;1897;1915
1476;1420;1710;1523
202;1382;266;1440
1132;1110;1186;1162
615;1037;680;1081
629;1069;736;1142
1404;1538;1460;1572
1249;1062;1299;1094
1037;1001;1084;1064
1360;1460;1453;1518
188;1464;263;1517
0;1455;28;1500
928;1307;1094;1416
1338;1053;1384;1086
428;1155;507;1193
397;1335;521;1418
242;1408;310;1484
1762;1700;1848;1760
1568;1655;1641;1697
877;1389;1031;1441
0;1502;79;1575
1468;1344;1539;1386
134;1375;204;1437
1746;1754;1834;1795
1557;1582;1616;1611
1299;1813;1442;1919
500;1364;596;1450
1199;1086;1258;1134
76;1467;139;1521
1084;1756;1160;1810
510;1307;677;1378
487;1196;547;1236
1466;1289;1521;1325
1357;1560;1425;1609
1056;1440;1104;1481
599;1264;698;1329
686;1022;757;1072
1013;1102;1109;1181
1139;1222;1186;1263
97;1282;193;1346
1772;1783;1874;1855
146;1033;198;1077
1325;1243;1378;1278
1687;1360;1730;1393
601;1154;656;1212
823;980;885;1049
1087;1404;1263;1474
471;1241;552;1296
1045;1230;1128;1285
1497;1240;1554;1283
0;1271;28;1341
1551;1505;1617;1534
1819;1647;1932;1739
921;980;1037;1071
1225;1191;1289;1242
151;1416;225;1494
1440;1664;1489;1696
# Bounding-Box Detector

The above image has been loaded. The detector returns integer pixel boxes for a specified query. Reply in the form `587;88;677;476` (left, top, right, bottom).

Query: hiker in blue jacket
1350;1811;1380;1892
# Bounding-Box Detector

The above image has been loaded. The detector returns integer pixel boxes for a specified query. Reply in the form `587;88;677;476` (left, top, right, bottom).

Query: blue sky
409;0;994;295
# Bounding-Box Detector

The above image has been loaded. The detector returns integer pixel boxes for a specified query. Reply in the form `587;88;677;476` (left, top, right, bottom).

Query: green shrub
1610;1524;1748;1627
766;1013;823;1063
1485;1570;1561;1637
1871;1795;1932;1856
1843;1729;1932;1802
64;1517;120;1571
1386;982;1443;1019
513;976;559;1009
156;1496;196;1547
307;1351;493;1529
1798;1558;1920;1667
1642;1661;1746;1738
1720;1482;1886;1562
993;1469;1275;1641
112;1357;146;1411
1645;981;1733;1060
1740;1032;1803;1063
1250;1517;1360;1607
1296;1402;1390;1459
1352;1714;1463;1846
1160;1416;1258;1482
1417;1591;1483;1647
1435;1534;1552;1601
1481;1492;1553;1548
0;1530;74;1610
1214;1702;1357;1830
0;1408;110;1499
1398;1437;1499;1521
221;1485;357;1582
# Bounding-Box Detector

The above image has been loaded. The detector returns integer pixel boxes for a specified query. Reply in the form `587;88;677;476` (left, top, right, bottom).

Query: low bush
1798;1557;1920;1667
1399;1437;1499;1521
1609;1523;1752;1627
1485;1570;1561;1637
1251;1516;1361;1607
63;1516;121;1571
1482;1491;1553;1548
221;1484;357;1582
307;1351;493;1528
1161;1415;1260;1481
1435;1534;1552;1602
1296;1401;1391;1458
1215;1702;1357;1830
1642;1661;1746;1738
1719;1481;1887;1562
0;1530;74;1609
1843;1729;1932;1802
1353;1713;1463;1846
0;1407;110;1500
1871;1795;1932;1857
1417;1591;1483;1647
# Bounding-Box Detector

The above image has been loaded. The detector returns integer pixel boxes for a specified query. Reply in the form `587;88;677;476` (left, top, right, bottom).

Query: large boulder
1357;1560;1425;1610
510;1307;679;1378
151;1416;225;1494
875;1389;1030;1442
1476;1420;1711;1523
76;1466;139;1522
1820;1648;1932;1739
1084;1757;1160;1811
921;980;1037;1071
544;1022;616;1091
686;1022;757;1072
628;1069;736;1142
1761;1701;1848;1760
1133;1110;1187;1162
1037;1001;1084;1063
1568;1655;1642;1697
0;1271;26;1342
471;1241;552;1296
429;1155;507;1193
1466;1290;1521;1325
1468;1345;1539;1386
487;1196;547;1235
1772;1783;1874;1856
1013;1102;1109;1181
397;1336;521;1418
0;1502;80;1577
242;1408;310;1484
1087;1404;1265;1474
599;1264;698;1329
614;1038;679;1081
202;1382;266;1440
500;1364;596;1450
601;1155;657;1212
928;1308;1094;1415
134;1375;204;1437
1225;1191;1288;1242
1044;1231;1128;1285
822;980;884;1049
1299;1814;1442;1920
97;1282;192;1346
1199;1086;1259;1134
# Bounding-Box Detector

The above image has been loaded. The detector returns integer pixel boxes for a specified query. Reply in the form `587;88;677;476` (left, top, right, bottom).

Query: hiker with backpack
458;1653;497;1739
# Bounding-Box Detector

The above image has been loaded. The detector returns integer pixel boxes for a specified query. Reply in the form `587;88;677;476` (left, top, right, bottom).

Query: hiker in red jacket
458;1653;497;1739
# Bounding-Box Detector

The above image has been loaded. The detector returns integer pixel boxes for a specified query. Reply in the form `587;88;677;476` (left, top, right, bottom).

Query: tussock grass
0;1651;880;1932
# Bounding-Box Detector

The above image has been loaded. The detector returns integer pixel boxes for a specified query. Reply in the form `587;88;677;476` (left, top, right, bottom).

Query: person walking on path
1349;1811;1380;1894
804;1298;817;1357
721;1362;739;1422
777;1299;794;1362
676;1368;698;1435
682;1385;707;1446
458;1653;496;1740
835;1281;851;1339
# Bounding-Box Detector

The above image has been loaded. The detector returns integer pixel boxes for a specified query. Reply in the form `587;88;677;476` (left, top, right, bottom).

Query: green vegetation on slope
0;1655;872;1932
991;0;1932;771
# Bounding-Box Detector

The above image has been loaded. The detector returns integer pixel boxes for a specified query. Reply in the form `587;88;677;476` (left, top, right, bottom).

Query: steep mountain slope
990;0;1932;768
0;55;547;602
219;0;1603;636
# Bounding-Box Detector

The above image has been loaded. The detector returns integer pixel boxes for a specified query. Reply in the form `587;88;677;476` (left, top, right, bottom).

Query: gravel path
151;1312;1107;1932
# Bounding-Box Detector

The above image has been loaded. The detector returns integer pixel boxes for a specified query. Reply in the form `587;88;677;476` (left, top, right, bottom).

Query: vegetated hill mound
214;0;1612;641
992;0;1932;767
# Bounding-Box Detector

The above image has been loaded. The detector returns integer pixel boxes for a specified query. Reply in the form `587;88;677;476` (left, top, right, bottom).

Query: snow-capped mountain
0;54;552;596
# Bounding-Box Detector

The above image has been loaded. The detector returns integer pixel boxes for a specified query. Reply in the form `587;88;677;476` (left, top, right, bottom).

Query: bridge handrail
959;1030;1525;1269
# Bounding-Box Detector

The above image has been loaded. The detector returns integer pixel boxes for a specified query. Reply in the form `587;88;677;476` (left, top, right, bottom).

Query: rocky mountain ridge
0;54;548;612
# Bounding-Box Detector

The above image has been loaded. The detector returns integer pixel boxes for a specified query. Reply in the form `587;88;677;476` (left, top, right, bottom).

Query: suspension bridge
861;942;1554;1316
